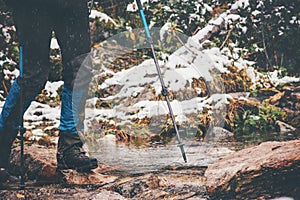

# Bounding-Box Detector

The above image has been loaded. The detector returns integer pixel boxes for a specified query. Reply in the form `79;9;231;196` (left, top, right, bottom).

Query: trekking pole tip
178;142;187;163
183;152;187;163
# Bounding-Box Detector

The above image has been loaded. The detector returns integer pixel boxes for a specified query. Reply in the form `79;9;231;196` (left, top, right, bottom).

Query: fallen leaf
16;193;25;199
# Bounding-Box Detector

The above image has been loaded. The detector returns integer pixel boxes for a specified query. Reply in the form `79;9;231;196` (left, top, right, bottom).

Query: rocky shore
1;136;299;199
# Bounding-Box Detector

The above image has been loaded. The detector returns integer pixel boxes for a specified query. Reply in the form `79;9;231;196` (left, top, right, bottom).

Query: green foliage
145;0;217;35
132;0;299;74
139;0;299;74
223;0;299;74
0;0;299;100
234;102;286;134
91;0;143;43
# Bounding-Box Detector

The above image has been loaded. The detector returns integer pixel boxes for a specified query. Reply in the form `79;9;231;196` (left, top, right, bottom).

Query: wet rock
132;189;169;199
114;170;208;199
59;169;118;185
6;143;214;199
270;197;295;200
9;144;117;186
275;120;296;133
208;127;234;140
10;144;59;183
205;139;300;199
37;136;57;147
73;189;128;200
0;185;128;200
114;174;164;198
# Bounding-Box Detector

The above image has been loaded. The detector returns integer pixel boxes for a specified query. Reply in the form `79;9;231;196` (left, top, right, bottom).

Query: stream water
88;135;231;174
86;130;300;175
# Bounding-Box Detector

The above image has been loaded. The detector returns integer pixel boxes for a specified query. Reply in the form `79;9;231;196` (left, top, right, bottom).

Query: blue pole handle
19;46;23;78
136;0;151;39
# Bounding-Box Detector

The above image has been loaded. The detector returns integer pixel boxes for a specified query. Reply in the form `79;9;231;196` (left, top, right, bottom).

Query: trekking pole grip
136;0;151;39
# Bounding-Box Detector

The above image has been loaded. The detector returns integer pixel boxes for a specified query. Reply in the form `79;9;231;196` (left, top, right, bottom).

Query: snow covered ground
1;31;299;138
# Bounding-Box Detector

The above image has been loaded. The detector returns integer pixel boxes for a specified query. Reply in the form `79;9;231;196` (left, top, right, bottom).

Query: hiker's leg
54;3;97;171
0;4;52;179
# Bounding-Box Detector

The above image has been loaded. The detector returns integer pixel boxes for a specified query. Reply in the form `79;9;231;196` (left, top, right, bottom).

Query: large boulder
9;144;117;185
205;139;300;199
10;144;59;183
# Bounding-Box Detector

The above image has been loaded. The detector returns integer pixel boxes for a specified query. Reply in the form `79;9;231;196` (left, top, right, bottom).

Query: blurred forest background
0;0;299;108
0;0;299;143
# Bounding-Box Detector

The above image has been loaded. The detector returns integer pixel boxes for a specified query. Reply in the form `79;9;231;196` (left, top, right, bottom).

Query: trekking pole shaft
19;46;25;189
149;43;187;163
136;0;187;162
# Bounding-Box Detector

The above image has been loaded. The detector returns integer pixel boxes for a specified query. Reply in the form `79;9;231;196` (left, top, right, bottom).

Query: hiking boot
56;132;98;172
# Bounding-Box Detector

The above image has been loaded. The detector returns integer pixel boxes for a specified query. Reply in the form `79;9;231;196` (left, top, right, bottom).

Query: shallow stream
86;130;300;175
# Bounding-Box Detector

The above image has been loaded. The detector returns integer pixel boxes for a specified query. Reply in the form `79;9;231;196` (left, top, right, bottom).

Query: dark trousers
2;1;92;129
14;1;91;88
0;1;93;168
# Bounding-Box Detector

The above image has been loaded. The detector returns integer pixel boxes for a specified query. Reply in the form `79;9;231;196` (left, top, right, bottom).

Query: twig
2;80;8;95
261;25;272;70
220;25;234;49
174;32;197;57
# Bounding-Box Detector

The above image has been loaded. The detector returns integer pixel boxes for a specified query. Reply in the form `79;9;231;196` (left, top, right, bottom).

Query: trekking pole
19;46;26;189
136;0;187;163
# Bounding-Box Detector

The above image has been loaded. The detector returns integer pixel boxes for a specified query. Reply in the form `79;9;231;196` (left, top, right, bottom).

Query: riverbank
1;132;299;199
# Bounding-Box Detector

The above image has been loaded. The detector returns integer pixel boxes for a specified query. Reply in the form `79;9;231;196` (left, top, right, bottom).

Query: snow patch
89;10;117;26
269;71;300;86
44;81;63;98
